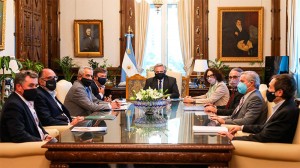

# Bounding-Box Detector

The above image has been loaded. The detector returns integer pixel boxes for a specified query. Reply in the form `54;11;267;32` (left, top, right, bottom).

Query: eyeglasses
229;76;240;80
206;74;214;79
42;76;58;81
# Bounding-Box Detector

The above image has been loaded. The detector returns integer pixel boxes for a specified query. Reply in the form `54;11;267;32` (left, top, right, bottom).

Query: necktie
226;89;236;109
158;80;162;90
231;96;245;117
86;87;92;101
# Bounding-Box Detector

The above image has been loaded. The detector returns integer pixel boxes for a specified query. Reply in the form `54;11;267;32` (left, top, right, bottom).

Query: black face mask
98;77;107;85
155;73;165;80
23;89;38;101
81;78;93;87
266;90;276;102
45;79;56;91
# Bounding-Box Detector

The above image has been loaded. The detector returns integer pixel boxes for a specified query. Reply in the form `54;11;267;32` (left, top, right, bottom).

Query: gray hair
14;70;38;88
78;66;93;76
231;67;243;73
153;63;167;72
241;71;260;89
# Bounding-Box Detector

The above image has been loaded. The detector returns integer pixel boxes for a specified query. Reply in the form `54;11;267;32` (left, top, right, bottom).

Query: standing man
223;74;299;143
64;66;120;116
144;63;180;98
34;68;83;126
1;70;54;142
211;71;267;125
205;68;244;116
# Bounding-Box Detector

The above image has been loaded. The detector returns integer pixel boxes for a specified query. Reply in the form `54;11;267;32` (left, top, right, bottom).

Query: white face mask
207;78;216;85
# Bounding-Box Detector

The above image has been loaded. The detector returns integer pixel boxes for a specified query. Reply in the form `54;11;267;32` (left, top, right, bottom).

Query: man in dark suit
144;63;179;98
211;71;267;125
204;68;244;116
0;70;54;142
90;68;111;101
34;68;83;126
223;74;299;143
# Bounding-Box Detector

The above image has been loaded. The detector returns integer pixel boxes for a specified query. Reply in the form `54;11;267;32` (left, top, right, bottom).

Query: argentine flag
120;33;138;82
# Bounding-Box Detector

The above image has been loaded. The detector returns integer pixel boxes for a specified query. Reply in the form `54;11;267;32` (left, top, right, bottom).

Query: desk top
48;102;231;145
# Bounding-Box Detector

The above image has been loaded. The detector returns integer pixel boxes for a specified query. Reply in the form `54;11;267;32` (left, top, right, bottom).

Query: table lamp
193;59;208;88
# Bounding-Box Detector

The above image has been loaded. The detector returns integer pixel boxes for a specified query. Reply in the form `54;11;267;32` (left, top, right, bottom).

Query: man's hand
204;105;217;113
229;126;242;134
210;116;225;124
218;131;234;140
104;95;112;102
111;101;121;109
70;116;84;125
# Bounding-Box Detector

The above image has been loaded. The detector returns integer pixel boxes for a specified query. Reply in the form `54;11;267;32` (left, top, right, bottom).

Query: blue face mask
237;82;248;94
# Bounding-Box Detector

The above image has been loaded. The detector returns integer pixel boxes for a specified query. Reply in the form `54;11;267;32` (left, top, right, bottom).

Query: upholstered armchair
126;74;146;100
55;79;72;103
0;128;59;168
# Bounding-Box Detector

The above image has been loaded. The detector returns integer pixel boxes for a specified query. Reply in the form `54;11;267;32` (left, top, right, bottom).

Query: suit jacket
0;92;47;142
34;87;72;126
217;91;244;116
144;75;180;98
90;80;104;100
193;81;230;106
233;98;299;143
64;80;110;116
224;90;267;125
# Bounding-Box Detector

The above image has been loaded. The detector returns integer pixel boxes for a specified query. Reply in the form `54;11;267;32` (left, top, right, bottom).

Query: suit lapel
39;87;63;112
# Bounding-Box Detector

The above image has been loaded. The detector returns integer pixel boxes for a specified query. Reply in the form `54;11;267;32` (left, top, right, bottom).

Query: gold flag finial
127;26;133;34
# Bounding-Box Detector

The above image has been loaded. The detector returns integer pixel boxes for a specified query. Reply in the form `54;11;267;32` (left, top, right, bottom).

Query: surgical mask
98;77;107;85
81;78;93;87
23;88;38;101
207;78;216;85
155;73;165;80
45;79;56;91
266;90;276;102
237;82;248;94
229;79;239;88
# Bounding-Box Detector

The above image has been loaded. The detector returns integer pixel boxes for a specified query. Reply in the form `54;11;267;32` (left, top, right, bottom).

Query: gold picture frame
217;7;264;62
74;20;104;57
0;0;6;50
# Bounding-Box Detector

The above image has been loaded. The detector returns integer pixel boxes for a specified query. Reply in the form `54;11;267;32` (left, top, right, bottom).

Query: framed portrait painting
74;20;104;57
217;7;264;62
0;0;6;50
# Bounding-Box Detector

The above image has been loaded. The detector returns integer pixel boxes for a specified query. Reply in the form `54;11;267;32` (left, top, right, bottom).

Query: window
142;4;184;76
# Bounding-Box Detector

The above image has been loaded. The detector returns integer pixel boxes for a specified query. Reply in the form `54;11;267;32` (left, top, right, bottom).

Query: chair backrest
181;76;189;98
259;84;268;102
126;74;147;100
56;79;72;104
147;71;184;97
293;115;300;144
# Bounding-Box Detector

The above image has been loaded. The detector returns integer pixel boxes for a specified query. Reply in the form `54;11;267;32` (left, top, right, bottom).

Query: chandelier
136;0;179;13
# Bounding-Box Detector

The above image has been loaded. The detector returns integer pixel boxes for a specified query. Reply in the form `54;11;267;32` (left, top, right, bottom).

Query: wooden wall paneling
194;0;208;60
120;0;135;66
271;0;280;56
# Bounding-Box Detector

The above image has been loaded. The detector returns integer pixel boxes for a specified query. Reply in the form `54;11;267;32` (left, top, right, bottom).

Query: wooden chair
126;74;147;100
181;76;189;98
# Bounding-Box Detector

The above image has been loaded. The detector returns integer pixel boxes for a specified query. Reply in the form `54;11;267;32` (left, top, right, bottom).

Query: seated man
204;68;244;116
222;74;299;143
90;67;110;101
64;66;120;116
211;71;267;125
1;70;54;142
34;68;83;126
144;63;180;98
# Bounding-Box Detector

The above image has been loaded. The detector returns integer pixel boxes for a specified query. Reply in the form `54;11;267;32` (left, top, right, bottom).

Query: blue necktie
86;87;92;100
158;80;162;90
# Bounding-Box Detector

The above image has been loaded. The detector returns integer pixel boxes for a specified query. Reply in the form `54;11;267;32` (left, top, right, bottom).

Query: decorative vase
132;99;168;127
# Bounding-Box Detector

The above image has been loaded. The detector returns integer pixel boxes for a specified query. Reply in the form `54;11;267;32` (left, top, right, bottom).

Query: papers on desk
193;126;228;133
112;104;128;111
71;127;107;132
183;105;204;111
85;114;116;120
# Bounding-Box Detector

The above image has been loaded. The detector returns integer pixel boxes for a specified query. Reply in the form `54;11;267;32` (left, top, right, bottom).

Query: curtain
134;1;150;74
177;0;194;75
287;0;300;97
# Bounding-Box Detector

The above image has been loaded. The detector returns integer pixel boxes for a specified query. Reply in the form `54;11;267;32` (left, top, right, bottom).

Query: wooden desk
43;102;234;167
